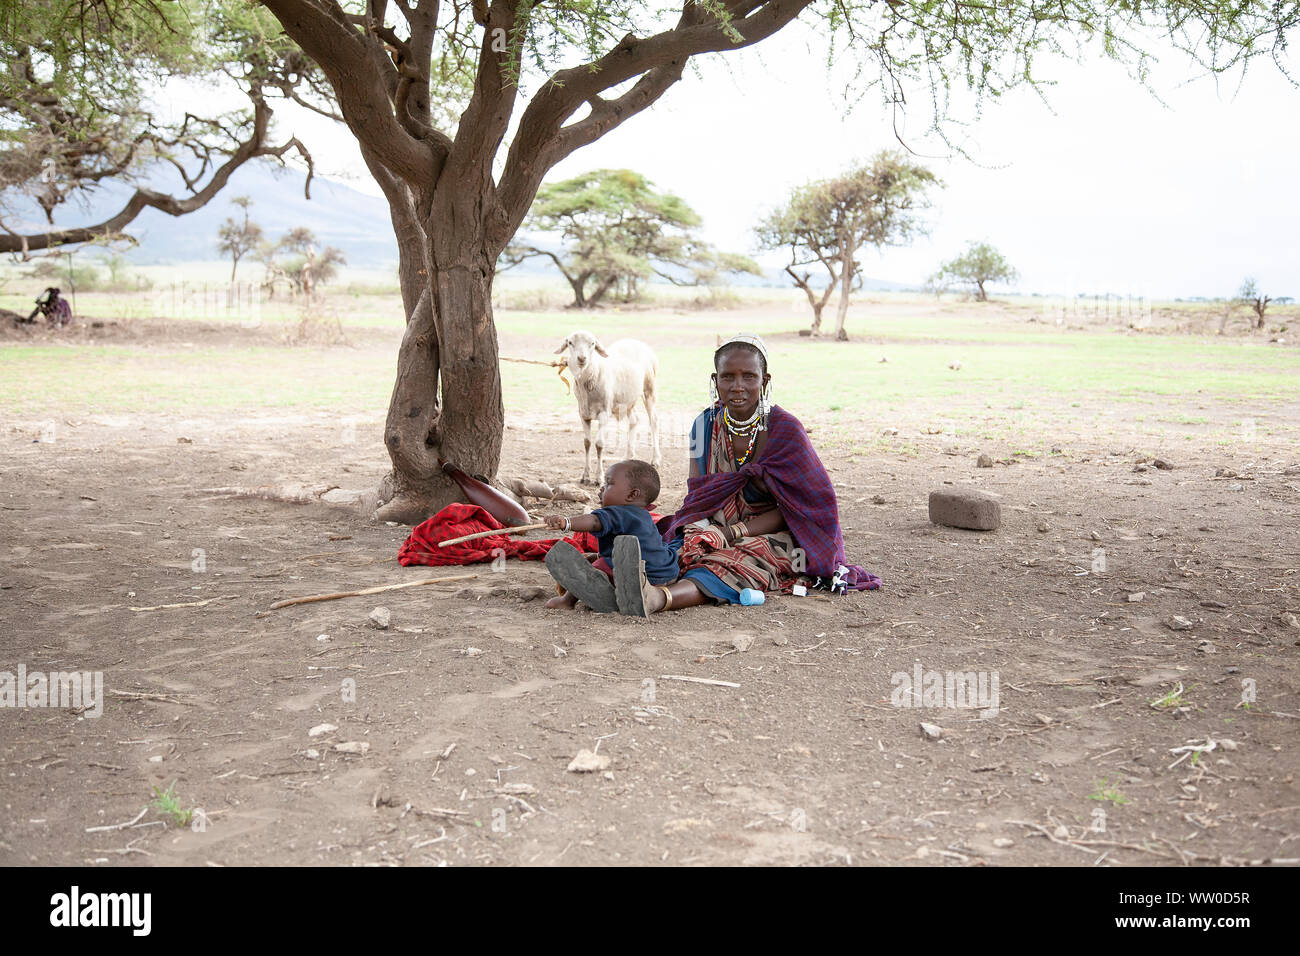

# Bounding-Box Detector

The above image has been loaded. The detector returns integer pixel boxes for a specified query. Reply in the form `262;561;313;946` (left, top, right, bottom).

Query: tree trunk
785;265;827;335
833;245;853;341
374;201;504;525
566;270;590;309
588;274;618;307
976;280;987;302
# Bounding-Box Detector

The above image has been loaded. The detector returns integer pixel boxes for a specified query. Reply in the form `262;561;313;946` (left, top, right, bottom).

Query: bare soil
2;314;1299;867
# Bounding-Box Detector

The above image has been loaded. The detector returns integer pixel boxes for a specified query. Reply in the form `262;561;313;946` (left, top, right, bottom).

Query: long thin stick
85;807;148;833
501;356;564;367
658;674;741;688
267;573;478;610
438;522;548;548
129;594;237;612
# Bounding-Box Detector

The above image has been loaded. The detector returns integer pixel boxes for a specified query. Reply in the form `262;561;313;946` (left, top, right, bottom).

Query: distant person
543;459;678;617
27;287;72;327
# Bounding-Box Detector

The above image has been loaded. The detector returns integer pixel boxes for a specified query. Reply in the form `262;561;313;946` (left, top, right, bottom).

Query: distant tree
275;227;345;296
217;196;264;283
758;151;938;340
1237;277;1271;330
501;169;757;308
929;242;1019;302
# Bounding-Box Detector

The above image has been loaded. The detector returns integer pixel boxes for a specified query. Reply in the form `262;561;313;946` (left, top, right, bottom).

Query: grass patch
150;781;195;828
1088;778;1132;806
2;286;1297;422
1150;683;1193;711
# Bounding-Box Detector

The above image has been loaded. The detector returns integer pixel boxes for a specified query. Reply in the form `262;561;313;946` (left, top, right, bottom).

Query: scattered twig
573;669;637;681
85;807;148;833
411;828;448;849
91;846;153;856
658;675;741;688
411;806;469;819
107;690;197;706
129;594;236;612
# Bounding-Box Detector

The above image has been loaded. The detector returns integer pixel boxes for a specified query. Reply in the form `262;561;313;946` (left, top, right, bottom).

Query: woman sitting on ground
649;333;879;612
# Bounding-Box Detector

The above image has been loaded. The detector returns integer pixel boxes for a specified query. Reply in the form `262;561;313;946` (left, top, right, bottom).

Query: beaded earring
760;382;772;429
709;375;719;408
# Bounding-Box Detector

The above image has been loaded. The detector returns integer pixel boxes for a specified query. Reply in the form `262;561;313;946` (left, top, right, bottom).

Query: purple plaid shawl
660;405;881;591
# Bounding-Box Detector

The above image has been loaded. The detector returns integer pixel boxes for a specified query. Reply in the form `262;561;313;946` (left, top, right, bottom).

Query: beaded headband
714;332;769;368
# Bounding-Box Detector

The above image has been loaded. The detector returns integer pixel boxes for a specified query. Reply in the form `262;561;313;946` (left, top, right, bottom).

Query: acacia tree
930;241;1018;302
0;0;323;255
1237;277;1271;330
502;168;759;307
257;225;346;294
758;150;937;339
279;226;347;294
246;0;1299;523
217;196;264;282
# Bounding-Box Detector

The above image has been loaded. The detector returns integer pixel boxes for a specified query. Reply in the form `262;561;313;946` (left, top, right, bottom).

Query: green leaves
758;149;940;262
803;0;1300;145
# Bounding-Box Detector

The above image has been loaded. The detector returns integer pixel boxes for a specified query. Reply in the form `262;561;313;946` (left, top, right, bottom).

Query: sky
276;18;1299;300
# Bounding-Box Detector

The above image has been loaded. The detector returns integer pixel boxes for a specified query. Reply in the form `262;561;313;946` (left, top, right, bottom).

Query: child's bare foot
545;591;578;610
612;536;674;617
645;585;668;614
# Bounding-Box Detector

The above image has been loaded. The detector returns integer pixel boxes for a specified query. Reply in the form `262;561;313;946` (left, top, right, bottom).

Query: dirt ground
2;311;1299;867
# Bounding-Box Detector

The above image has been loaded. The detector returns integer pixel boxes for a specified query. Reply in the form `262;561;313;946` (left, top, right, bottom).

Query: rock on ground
567;749;611;773
929;488;1001;531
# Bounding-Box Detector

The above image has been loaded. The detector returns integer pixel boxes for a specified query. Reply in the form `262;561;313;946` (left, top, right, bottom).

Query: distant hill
9;160;916;291
9;161;400;268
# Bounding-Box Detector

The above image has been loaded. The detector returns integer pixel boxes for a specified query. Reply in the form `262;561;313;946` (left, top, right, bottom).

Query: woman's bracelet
729;522;748;541
563;516;572;533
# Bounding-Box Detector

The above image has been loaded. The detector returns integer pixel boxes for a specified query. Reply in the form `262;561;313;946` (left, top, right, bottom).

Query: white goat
554;331;661;485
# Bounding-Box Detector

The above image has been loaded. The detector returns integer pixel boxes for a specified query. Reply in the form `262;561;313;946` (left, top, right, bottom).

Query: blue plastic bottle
738;588;765;606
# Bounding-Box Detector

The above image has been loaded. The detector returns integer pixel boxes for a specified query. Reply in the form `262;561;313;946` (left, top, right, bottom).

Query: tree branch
500;243;578;287
259;0;442;186
0;97;312;255
445;0;524;227
495;0;812;244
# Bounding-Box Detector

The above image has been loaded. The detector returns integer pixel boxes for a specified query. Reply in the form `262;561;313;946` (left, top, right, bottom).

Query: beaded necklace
723;407;760;466
723;405;760;433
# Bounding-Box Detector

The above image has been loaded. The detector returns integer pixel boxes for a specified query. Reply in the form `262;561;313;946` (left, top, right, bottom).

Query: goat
554;331;661;485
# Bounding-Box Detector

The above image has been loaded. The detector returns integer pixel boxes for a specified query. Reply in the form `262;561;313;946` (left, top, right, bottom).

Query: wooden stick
85;807;148;833
438;522;548;548
107;690;197;706
267;573;478;610
658;674;741;688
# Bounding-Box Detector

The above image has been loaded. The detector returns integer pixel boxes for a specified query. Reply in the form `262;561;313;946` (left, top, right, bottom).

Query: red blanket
398;503;599;567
